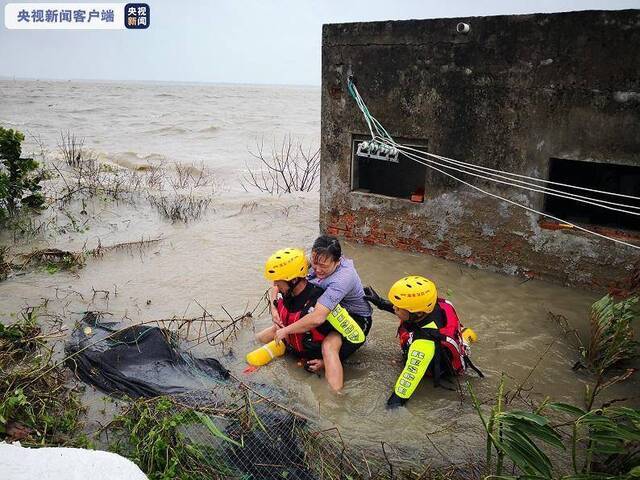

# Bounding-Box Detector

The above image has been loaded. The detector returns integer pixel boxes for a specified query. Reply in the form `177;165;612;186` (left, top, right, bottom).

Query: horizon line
0;75;321;89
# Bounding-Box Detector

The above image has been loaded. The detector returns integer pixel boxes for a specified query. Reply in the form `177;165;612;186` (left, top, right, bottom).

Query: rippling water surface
1;79;636;462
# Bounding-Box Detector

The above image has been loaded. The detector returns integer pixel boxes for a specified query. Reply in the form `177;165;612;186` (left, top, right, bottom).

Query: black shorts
307;313;372;361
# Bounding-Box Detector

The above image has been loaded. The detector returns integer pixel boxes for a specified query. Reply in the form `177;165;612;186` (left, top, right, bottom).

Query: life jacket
397;298;483;384
276;298;325;356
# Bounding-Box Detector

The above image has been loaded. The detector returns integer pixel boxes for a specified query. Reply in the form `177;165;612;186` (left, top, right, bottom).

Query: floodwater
0;79;319;182
1;79;637;464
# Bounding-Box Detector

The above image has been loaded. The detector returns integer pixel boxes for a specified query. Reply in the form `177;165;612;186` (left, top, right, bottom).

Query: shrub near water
0;127;45;221
0;310;85;445
584;295;638;375
470;377;640;480
581;295;638;410
108;397;237;480
552;294;639;410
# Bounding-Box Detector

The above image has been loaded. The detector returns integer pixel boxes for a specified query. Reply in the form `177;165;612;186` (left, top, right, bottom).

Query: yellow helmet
264;248;308;282
388;275;438;313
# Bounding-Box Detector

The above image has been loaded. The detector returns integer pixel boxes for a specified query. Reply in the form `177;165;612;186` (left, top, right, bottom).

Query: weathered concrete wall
320;9;640;290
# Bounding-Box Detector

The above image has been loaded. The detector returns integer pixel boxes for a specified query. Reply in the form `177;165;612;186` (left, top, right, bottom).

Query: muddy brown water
1;79;638;466
2;191;637;464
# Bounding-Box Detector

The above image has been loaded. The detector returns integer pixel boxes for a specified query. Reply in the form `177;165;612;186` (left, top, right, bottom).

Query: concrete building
320;9;640;290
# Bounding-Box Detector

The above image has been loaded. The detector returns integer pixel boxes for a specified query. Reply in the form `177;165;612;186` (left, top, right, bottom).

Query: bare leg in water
263;328;344;392
317;331;343;391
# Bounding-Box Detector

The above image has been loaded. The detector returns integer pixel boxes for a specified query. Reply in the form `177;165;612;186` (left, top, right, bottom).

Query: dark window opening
351;137;427;201
544;158;640;232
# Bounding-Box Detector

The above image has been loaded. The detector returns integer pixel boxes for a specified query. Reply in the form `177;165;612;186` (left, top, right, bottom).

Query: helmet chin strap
408;311;428;323
283;278;301;298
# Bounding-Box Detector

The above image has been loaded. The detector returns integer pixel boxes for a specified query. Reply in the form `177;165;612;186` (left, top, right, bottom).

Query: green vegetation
108;397;239;480
470;377;640;480
552;294;639;410
581;295;638;411
584;295;638;374
473;294;639;480
0;309;85;445
0;127;45;222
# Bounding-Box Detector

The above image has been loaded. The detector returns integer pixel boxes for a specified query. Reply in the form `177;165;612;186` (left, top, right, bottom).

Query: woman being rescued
257;236;373;391
364;275;482;408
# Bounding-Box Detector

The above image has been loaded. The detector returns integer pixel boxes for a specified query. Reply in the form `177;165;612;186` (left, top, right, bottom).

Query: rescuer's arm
275;277;347;341
274;303;330;342
269;286;283;327
363;286;395;314
387;338;435;409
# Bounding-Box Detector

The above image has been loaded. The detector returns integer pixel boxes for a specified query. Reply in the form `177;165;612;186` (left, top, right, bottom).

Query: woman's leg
321;331;344;391
256;324;277;344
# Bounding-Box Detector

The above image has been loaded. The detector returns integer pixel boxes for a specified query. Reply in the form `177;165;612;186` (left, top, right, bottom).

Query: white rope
394;145;640;250
349;78;640;204
348;78;640;249
415;146;640;202
349;82;394;142
375;136;640;217
349;83;376;139
385;139;640;206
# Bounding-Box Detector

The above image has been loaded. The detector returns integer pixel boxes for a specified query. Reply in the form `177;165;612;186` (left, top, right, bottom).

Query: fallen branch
6;237;164;276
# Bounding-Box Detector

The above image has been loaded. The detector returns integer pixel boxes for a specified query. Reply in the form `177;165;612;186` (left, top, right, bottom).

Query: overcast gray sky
1;0;639;85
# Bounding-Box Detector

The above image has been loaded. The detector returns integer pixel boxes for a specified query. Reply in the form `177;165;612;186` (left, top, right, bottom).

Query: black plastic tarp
65;312;230;399
65;312;320;480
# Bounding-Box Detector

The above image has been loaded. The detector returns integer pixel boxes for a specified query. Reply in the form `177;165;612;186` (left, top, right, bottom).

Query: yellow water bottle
461;327;478;344
246;340;286;367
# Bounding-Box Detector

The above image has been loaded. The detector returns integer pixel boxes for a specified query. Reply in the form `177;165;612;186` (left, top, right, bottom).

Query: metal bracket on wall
356;140;399;163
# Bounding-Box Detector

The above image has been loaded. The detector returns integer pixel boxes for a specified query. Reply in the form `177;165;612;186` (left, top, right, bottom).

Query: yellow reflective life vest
325;304;365;344
394;320;437;399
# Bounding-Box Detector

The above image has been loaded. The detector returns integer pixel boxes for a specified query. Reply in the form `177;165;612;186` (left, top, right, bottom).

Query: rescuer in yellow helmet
255;248;326;360
364;276;482;408
254;247;370;390
272;235;373;391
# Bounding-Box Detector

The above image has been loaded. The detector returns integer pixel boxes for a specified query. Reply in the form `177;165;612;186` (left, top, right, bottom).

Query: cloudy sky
1;0;638;85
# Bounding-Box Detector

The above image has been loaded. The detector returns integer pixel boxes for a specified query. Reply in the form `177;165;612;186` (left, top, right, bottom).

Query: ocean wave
144;125;190;135
97;151;169;170
68;107;102;114
0;119;23;127
197;125;220;135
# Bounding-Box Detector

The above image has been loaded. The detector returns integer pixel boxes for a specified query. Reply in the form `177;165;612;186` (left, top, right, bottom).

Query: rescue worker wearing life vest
364;276;483;409
273;236;373;391
256;248;369;389
256;248;327;361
